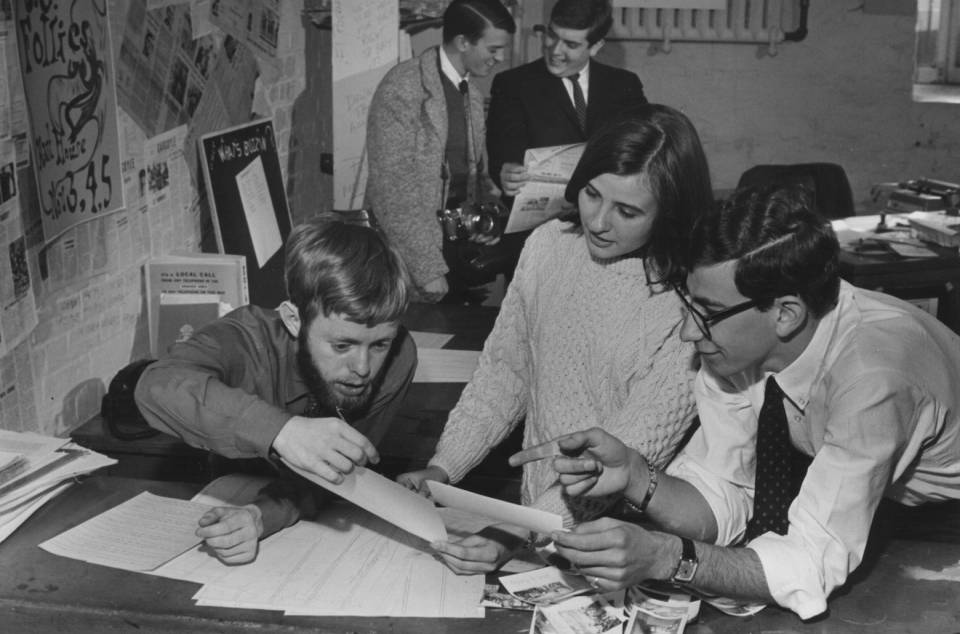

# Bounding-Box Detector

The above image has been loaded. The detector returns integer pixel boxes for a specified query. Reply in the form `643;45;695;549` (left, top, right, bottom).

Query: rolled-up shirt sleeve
749;371;930;619
666;370;757;546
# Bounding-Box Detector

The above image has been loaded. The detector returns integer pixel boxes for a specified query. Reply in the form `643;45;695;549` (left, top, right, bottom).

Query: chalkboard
199;119;291;307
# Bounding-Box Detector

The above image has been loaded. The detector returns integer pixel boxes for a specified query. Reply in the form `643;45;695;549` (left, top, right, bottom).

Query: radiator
608;0;803;52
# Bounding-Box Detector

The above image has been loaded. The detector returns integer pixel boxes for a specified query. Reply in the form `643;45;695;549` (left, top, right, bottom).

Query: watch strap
670;537;698;584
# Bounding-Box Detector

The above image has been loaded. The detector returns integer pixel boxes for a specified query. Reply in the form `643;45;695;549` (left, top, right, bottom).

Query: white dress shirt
667;281;960;619
439;46;468;88
560;62;590;108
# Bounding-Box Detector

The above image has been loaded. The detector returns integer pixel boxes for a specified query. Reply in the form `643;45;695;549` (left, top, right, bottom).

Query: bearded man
135;213;416;563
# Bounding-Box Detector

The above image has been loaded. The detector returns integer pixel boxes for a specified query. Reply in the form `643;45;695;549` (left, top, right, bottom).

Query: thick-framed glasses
672;285;760;341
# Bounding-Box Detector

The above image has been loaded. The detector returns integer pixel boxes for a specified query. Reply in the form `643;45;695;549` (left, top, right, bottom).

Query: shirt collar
439;46;468;87
772;282;851;411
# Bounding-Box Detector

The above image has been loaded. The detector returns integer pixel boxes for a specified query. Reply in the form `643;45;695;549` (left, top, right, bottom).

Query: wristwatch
670;537;698;585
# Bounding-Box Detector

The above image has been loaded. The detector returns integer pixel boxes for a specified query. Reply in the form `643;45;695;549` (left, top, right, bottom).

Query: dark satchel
100;359;159;440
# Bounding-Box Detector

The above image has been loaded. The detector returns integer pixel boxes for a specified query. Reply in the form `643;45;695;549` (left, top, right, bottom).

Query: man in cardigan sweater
365;0;514;302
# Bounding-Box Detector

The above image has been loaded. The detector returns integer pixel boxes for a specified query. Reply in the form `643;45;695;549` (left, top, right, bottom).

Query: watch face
674;560;697;583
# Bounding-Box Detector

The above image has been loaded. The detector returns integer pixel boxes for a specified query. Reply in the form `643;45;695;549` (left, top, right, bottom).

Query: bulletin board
199;119;291;308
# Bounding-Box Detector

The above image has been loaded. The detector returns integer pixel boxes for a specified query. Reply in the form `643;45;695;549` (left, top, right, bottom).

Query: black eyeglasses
672;285;760;341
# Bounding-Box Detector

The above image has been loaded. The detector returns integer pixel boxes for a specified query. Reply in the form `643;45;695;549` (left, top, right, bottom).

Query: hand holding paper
283;459;447;543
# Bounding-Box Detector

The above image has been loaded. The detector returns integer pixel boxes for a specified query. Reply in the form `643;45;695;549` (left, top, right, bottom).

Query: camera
437;200;509;241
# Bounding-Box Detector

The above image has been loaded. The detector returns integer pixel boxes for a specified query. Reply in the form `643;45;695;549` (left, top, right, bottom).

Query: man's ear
453;33;470;53
277;301;301;338
588;38;605;57
772;295;808;338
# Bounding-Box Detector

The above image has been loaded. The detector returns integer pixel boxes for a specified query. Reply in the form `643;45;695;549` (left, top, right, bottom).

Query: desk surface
834;214;960;334
3;476;960;633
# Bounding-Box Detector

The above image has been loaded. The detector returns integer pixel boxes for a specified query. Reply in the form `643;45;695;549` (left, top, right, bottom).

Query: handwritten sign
14;0;124;242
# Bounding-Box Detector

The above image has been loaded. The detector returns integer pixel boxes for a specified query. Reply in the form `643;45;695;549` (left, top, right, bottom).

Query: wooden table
3;475;959;633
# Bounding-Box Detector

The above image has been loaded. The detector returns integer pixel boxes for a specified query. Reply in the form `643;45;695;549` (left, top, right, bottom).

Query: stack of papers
0;430;116;542
39;468;566;618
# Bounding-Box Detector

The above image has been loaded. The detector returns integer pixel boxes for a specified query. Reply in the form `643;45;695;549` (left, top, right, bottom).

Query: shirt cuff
666;454;750;546
241;400;292;458
749;533;828;620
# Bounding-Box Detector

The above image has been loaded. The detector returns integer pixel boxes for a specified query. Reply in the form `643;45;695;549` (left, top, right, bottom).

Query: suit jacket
364;47;497;294
486;58;648;189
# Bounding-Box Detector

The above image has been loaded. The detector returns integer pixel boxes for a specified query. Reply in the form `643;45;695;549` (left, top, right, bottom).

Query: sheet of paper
39;492;208;571
283;460;447;543
505;143;584;234
413;348;481;383
525;144;585;182
438;507;544;574
427;481;563;535
236;155;283;268
506;180;575;234
409;330;454;349
191;503;482;617
0;480;74;543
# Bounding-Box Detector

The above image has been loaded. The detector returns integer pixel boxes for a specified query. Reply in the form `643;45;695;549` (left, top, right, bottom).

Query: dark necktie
745;376;813;540
568;73;587;132
459;79;478;202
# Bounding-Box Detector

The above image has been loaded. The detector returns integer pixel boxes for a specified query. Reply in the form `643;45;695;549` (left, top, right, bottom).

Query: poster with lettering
14;0;124;242
199;118;290;308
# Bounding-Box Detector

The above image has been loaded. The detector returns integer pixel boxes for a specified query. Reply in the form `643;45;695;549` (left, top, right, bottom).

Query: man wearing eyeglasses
511;184;960;620
485;0;647;276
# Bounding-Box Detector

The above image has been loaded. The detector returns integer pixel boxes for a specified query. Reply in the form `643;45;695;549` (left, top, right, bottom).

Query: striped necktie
568;73;587;132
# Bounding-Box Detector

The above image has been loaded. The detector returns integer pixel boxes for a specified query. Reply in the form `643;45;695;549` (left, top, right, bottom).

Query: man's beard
296;331;380;417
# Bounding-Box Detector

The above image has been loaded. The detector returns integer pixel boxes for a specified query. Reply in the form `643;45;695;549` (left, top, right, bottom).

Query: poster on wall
199;118;291;308
14;0;124;243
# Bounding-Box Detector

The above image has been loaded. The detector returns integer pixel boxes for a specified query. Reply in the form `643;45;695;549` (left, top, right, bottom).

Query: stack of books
0;430;115;543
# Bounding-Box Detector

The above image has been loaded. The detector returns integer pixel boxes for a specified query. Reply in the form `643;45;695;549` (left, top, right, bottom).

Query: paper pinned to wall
236;155;282;268
332;0;397;82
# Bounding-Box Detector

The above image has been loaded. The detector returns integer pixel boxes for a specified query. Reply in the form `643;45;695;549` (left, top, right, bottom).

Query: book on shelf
145;253;249;357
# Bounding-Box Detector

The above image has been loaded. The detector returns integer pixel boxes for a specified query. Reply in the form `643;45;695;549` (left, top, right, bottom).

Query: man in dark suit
486;0;647;271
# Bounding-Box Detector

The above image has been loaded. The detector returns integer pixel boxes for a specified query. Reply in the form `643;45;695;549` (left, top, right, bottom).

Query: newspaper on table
506;143;584;234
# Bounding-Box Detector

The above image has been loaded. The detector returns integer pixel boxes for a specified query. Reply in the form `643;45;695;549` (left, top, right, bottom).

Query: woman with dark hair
398;104;713;573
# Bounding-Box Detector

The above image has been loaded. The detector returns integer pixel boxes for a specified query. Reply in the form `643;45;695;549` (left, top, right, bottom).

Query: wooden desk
4;475;959;633
836;215;960;334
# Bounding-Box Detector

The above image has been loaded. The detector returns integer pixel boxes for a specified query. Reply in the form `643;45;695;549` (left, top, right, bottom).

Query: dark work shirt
135;304;417;459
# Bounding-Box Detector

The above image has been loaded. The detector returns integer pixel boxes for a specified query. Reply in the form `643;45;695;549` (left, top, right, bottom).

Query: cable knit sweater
429;219;698;527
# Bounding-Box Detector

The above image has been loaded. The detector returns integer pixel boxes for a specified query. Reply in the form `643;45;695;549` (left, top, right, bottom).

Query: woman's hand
430;524;529;575
396;465;449;496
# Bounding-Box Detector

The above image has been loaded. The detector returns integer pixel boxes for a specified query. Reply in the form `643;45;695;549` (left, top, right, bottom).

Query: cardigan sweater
364;47;497;295
429;220;698;526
